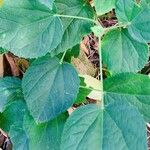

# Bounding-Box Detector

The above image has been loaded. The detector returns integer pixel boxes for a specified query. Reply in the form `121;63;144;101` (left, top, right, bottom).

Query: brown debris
0;129;12;150
0;55;4;77
0;52;29;78
4;53;20;77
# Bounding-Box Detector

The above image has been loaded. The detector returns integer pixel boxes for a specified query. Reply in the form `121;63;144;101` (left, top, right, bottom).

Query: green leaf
102;28;148;74
0;47;7;54
9;112;68;150
145;0;150;3
104;73;150;121
141;0;150;7
91;25;105;38
55;44;80;63
51;0;94;56
61;102;147;150
61;104;101;150
0;77;22;112
0;0;63;58
23;112;68;150
0;100;26;132
75;77;91;104
0;99;28;149
64;44;80;63
128;8;150;43
94;0;116;16
22;56;80;123
115;0;141;23
0;77;27;149
117;1;150;43
38;0;54;9
9;125;29;150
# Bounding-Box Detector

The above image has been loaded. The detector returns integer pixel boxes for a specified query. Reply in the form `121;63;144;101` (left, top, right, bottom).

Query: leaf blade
61;101;147;150
94;0;116;16
104;73;150;121
51;0;94;56
24;112;68;150
22;56;80;122
0;77;22;112
128;8;150;43
0;0;63;58
102;29;148;74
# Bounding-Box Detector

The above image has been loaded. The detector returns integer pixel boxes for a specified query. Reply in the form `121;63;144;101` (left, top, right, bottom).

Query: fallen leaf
71;48;97;76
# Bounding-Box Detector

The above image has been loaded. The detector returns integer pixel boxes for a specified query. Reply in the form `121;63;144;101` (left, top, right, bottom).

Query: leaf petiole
60;50;67;64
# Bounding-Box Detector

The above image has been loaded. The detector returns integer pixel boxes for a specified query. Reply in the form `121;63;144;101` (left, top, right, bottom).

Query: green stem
60;50;67;64
54;14;97;24
98;39;104;109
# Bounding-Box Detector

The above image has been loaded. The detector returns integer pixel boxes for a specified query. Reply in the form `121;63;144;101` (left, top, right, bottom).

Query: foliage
0;0;150;149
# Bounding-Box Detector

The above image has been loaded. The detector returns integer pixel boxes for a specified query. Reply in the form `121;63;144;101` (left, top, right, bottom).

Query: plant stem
54;14;97;24
60;50;67;64
99;39;104;109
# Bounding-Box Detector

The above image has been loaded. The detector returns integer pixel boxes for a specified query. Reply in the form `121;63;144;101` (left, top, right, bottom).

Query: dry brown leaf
0;55;4;77
14;58;29;74
71;48;97;77
4;53;20;77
